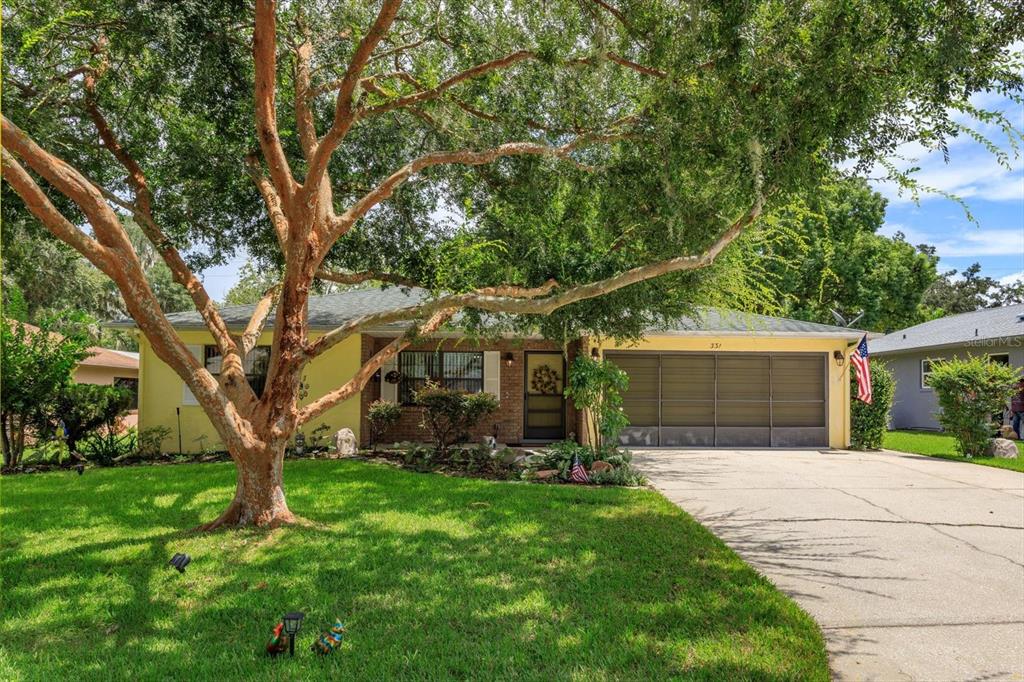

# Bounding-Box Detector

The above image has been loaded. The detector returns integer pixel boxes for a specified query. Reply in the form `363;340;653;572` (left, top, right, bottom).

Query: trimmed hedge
850;360;895;450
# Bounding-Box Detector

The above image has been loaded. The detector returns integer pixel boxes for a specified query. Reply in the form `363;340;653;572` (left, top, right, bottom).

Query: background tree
0;318;90;467
3;0;1021;527
222;260;283;306
759;178;939;332
922;262;1024;315
40;383;133;456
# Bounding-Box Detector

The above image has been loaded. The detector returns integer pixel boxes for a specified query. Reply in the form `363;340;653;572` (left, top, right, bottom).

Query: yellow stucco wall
596;335;853;448
138;330;363;454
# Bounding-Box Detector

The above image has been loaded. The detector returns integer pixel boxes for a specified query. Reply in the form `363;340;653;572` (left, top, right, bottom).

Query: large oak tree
3;0;1021;528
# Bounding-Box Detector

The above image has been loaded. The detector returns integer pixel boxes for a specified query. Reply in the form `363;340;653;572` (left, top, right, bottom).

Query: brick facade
359;335;583;446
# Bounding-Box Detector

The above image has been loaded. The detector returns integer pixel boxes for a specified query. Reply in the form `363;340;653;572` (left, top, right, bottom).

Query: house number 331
710;342;722;349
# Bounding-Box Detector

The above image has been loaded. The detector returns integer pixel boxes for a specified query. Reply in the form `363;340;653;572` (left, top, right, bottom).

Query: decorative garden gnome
312;619;346;655
266;622;288;657
334;428;357;456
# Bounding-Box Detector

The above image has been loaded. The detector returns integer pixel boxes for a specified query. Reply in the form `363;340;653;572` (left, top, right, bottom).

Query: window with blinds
204;345;272;397
398;351;483;404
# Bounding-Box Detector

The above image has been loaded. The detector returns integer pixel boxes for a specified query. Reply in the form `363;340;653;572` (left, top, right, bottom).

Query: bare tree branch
300;0;403;220
254;0;297;205
244;154;290;250
238;284;282;356
297;307;454;425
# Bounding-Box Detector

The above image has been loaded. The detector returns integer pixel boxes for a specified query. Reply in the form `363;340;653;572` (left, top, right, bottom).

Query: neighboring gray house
869;304;1024;430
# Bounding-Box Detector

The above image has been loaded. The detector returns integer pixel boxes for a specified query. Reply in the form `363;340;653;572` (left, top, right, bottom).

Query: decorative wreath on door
530;365;560;395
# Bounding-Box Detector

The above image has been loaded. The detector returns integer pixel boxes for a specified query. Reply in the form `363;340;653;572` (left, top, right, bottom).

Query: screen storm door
609;352;828;448
523;352;566;441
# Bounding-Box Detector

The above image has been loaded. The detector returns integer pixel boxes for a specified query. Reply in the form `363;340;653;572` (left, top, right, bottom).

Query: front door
523;352;566;441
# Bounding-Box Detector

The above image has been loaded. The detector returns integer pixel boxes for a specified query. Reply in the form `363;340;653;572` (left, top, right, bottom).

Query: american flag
850;334;872;404
569;453;589;484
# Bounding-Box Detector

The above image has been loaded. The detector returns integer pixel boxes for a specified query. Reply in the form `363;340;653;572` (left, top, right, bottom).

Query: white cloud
1000;271;1024;286
880;222;1024;258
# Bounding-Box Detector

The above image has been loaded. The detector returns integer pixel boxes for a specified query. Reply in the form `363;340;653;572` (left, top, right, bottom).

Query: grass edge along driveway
883;429;1024;473
0;459;827;681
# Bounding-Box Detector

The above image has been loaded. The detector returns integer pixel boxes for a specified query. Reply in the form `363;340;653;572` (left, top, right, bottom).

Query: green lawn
884;430;1024;473
0;460;827;681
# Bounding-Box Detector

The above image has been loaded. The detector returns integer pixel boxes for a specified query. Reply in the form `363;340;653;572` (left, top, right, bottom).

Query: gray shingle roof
108;286;862;338
870;303;1024;355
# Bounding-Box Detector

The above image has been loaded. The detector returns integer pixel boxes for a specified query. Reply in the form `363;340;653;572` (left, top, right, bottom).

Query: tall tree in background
923;262;1024;315
3;0;1021;528
762;178;939;332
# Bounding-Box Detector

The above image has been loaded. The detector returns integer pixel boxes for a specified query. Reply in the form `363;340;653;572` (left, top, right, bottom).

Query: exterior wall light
590;347;600;360
833;350;845;367
504;352;514;367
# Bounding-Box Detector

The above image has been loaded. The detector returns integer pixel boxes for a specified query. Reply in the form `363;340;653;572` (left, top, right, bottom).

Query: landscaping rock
533;469;559;481
985;438;1019;459
590;460;613;473
334;428;357;456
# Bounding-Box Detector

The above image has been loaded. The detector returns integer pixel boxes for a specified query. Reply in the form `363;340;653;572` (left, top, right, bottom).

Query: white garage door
608;352;828;448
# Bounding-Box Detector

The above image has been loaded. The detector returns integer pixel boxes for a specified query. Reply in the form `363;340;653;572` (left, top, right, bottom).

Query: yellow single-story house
110;287;862;453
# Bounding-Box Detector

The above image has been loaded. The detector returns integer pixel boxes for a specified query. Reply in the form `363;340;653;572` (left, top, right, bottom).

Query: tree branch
297;307;454;425
244;154;290;251
300;0;403;219
315;269;422;288
238;284;281;356
254;0;297;204
80;76;239;363
306;197;764;363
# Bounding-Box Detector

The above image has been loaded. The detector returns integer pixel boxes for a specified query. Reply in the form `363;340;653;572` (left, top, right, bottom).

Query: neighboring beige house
75;347;140;427
7;321;140;427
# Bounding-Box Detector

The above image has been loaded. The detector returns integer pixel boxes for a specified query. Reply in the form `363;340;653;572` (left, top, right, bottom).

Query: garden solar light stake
282;612;304;657
168;553;191;573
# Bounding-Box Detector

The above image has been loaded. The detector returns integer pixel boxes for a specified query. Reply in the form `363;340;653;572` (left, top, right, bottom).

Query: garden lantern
282;612;305;656
75;463;84;476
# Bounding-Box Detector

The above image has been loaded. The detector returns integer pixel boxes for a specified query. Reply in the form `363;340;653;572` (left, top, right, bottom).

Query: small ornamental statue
266;622;288;657
312;619;346;655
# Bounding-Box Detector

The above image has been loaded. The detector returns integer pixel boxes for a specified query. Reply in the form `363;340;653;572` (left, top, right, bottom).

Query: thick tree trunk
197;441;296;530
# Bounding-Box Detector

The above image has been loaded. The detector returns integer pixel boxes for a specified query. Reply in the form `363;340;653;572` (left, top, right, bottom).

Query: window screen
204;345;271;397
398;351;483;404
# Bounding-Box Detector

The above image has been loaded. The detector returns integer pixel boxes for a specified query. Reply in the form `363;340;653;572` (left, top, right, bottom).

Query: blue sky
872;90;1024;287
197;93;1024;301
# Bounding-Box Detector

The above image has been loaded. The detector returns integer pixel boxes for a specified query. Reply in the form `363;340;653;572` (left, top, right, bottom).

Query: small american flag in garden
570;453;589;484
851;334;872;404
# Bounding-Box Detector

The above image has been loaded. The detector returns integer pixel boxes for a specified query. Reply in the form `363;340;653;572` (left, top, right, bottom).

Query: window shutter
483;351;501;402
182;344;204;406
380;355;398;403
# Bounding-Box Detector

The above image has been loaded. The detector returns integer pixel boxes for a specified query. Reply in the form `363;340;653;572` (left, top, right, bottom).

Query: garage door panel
662;355;715;400
614;356;658;399
773;402;826;427
718;356;769;400
661;426;714;447
717;400;770;427
717;427;771;447
622;399;658;426
662;401;714;426
773;355;825;401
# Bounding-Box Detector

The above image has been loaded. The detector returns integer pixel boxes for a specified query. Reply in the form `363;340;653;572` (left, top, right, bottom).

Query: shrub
414;383;498;457
564;356;629;447
542;439;596;477
850;361;895;450
928;356;1020;457
137;426;172;459
46;383;133;454
401;443;436;471
81;427;138;466
367;400;402;450
589;464;647;487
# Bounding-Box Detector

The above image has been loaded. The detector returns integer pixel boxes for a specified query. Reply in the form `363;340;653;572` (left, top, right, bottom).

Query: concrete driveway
633;448;1024;681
